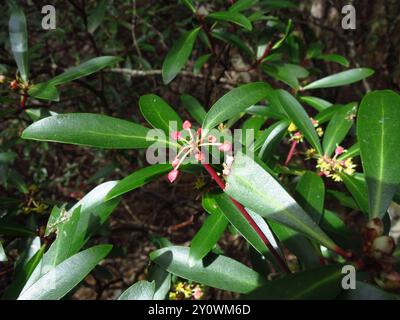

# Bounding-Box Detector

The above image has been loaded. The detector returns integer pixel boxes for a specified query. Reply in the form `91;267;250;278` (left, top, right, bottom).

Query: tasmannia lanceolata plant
2;1;400;300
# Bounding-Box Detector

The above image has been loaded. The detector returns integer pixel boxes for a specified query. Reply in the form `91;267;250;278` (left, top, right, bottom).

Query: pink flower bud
171;131;182;140
167;170;179;183
195;152;204;162
172;156;180;168
335;146;345;156
311;118;319;127
197;128;202;136
218;142;232;152
207;135;217;143
183;120;192;130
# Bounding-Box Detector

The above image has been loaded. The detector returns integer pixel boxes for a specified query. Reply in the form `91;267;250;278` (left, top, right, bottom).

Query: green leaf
162;28;200;84
189;209;228;265
148;265;171;300
9;5;29;82
208;12;252;31
338;143;360;161
211;30;253;57
302;68;374;90
118;280;155;300
28;83;60;102
262;63;309;89
48;56;121;86
357;90;400;218
21;113;178;149
150;246;266;293
320;210;353;250
0;221;36;237
0;242;6;262
339;281;396;300
180;0;196;13
193;54;211;75
87;0;108;34
272;19;293;50
299;96;333;112
251;120;290;162
340;173;369;215
203;82;274;132
323;103;356;156
180;94;207;124
315;54;350;67
245;264;343;299
18;245;112;300
106;164;173;200
295;171;325;223
277;90;322;154
225;152;337;250
139;94;183;133
208;193;280;260
229;0;258;12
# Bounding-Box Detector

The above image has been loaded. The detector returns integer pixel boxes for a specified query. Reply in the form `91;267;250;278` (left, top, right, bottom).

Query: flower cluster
315;146;356;182
167;120;232;183
169;281;205;300
288;118;324;143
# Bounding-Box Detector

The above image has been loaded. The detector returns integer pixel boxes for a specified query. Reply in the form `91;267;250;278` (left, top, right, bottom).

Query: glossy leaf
315;54;350;67
193;53;211;75
180;0;196;13
18;245;112;300
339;281;396;300
225;152;337;250
148;265;171;300
203;82;274;132
162;28;200;84
0;242;6;262
357;90;400;218
28;83;59;102
9;5;29;82
295;171;325;223
263;63;309;89
180;94;207;124
106;164;172;200
22;113;178;149
300;96;333;112
139;94;183;133
208;12;252;31
272;19;293;50
48;56;121;86
245;264;343;299
302;68;374;90
323;103;356;156
340;173;369;215
118;281;155;300
277;90;322;154
150;246;266;293
189;209;228;265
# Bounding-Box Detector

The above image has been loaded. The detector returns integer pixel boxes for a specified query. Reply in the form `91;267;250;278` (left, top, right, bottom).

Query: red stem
202;163;291;274
20;93;27;110
285;140;298;166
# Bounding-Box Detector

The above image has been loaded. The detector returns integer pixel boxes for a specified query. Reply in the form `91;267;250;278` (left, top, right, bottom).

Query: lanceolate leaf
21;113;178;149
229;0;258;12
340;173;369;215
9;5;29;82
302;68;374;91
106;164;172;200
357;90;400;218
150;246;266;293
295;171;325;224
245;264;343;299
300;96;333;112
118;281;155;300
162;27;200;84
139;94;183;133
277;90;322;154
28;83;60;102
87;0;108;34
203;82;275;132
323;103;356;156
225;152;337;250
148;265;171;300
48;56;120;86
189;209;228;265
180;94;207;124
18;245;112;300
208;11;252;31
